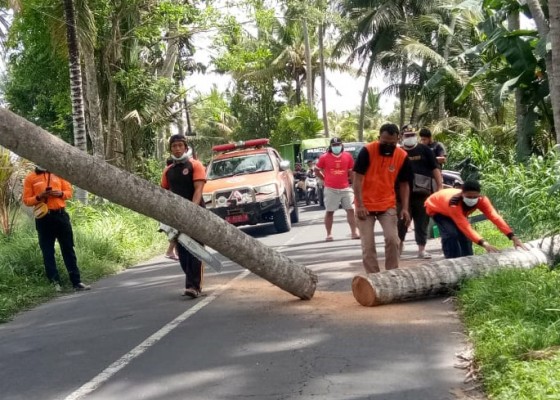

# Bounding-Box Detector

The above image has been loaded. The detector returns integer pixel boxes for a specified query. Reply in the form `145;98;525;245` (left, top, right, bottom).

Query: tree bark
81;40;105;160
351;237;559;306
527;0;560;144
508;11;531;160
318;23;329;137
358;54;376;142
399;65;407;129
549;0;560;144
63;0;88;203
0;108;318;300
438;15;456;121
410;60;427;126
302;18;313;108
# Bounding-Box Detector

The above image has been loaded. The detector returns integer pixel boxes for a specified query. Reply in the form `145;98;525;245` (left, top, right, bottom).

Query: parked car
203;139;299;233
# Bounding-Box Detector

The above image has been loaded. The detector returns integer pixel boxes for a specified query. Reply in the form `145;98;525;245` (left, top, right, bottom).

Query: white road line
64;270;251;400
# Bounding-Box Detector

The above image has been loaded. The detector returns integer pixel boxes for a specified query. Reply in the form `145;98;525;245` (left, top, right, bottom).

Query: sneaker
182;288;199;299
418;251;432;259
74;282;91;291
54;283;62;292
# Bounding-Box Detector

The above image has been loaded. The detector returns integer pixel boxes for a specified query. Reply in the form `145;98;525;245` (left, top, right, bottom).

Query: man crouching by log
425;180;527;258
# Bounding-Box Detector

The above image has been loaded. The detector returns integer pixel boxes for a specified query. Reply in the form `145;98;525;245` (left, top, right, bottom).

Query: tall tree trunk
549;0;560;145
410;60;427;126
81;40;105;160
508;11;531;160
438;15;456;120
63;0;88;203
399;65;407;129
318;23;329;137
302;18;313;108
527;0;560;144
0;108;318;300
358;54;376;141
352;237;559;306
103;13;124;167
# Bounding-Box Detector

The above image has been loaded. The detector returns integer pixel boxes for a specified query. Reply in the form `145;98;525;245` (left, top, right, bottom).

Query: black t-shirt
428;141;446;168
165;160;197;201
353;147;413;183
404;143;439;177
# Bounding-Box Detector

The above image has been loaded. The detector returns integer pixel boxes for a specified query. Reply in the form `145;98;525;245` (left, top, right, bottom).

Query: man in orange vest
353;123;413;273
425;180;527;258
22;167;90;292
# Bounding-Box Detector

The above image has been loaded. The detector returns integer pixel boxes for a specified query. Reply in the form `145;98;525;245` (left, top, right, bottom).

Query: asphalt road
0;204;470;400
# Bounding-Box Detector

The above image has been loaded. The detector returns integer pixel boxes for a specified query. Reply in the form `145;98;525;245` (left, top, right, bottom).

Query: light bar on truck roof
212;138;270;152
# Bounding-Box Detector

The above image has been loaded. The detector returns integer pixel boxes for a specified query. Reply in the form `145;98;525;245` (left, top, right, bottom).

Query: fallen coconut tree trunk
0;108;317;300
352;236;560;306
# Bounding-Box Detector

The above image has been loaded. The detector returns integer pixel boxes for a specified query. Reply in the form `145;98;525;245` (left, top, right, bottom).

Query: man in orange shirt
22;167;90;292
353;123;413;273
161;134;207;298
425;180;527;258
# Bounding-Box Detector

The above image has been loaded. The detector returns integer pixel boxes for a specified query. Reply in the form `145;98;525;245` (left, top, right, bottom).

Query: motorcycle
293;170;307;202
441;157;480;189
442;170;463;188
305;172;318;205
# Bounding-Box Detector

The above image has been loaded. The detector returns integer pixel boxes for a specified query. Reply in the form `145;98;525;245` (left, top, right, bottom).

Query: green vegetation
452;148;560;398
0;203;166;322
458;267;560;399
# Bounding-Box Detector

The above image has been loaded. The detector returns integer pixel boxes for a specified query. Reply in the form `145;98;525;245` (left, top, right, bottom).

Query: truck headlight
202;193;213;203
254;183;278;196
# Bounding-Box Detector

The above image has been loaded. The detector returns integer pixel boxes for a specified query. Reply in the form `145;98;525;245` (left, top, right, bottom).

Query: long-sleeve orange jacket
23;171;72;210
425;188;513;244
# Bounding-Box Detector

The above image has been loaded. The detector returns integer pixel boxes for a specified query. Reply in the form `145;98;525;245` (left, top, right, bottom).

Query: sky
187;2;397;117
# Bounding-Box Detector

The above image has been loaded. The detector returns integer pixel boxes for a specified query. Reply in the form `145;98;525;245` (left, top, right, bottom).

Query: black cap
330;137;343;145
168;134;188;149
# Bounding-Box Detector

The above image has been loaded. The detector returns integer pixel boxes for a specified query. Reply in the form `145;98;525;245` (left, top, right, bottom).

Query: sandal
351;234;361;240
325;235;334;242
165;254;179;260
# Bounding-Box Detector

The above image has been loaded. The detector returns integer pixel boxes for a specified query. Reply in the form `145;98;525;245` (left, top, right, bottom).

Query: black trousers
432;214;473;259
176;243;202;291
35;209;81;286
398;193;430;246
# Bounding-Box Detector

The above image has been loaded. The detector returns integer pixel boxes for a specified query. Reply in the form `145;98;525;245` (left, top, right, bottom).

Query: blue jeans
432;214;473;259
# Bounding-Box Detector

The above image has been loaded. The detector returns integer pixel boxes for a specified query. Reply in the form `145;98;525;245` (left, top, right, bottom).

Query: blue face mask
331;146;343;155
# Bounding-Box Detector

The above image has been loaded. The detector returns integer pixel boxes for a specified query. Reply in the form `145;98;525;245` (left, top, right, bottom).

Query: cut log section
352;236;560;306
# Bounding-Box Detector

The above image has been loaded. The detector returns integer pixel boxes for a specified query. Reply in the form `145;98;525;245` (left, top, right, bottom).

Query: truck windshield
302;148;327;162
207;154;274;179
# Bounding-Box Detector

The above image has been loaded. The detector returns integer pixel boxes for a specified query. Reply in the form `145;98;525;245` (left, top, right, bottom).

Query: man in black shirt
399;128;443;259
161;134;207;298
419;128;447;168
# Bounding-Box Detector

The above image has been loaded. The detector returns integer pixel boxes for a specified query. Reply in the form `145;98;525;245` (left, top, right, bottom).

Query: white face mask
402;137;417;147
463;197;479;207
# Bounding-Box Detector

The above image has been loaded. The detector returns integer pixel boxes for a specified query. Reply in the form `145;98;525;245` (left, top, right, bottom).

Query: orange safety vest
361;142;408;212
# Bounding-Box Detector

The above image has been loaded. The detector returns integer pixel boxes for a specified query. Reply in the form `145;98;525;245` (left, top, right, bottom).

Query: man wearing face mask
315;137;359;241
161;134;207;298
425;180;527;258
353;123;413;273
398;127;443;259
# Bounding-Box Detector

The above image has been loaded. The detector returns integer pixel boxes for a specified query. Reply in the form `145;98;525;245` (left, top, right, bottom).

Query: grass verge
457;221;560;399
0;202;166;322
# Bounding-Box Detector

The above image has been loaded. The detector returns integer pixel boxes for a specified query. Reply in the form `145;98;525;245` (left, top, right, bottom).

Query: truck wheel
290;194;299;223
274;196;291;233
